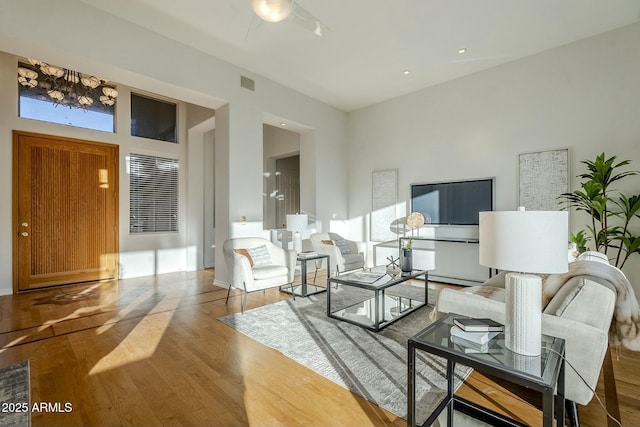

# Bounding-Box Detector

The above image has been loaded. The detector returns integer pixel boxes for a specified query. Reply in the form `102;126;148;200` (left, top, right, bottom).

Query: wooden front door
13;131;119;292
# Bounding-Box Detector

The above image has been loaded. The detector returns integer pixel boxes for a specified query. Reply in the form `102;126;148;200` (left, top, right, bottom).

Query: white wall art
371;169;398;242
518;149;569;211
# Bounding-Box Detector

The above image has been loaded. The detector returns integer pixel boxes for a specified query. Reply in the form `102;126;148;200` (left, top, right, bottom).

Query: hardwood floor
0;270;637;426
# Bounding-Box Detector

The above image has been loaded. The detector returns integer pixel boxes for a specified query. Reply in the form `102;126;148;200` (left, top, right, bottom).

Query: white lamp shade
286;214;308;233
479;210;568;274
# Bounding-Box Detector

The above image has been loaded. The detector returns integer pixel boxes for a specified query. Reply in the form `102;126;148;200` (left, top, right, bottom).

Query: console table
407;314;565;427
398;236;491;286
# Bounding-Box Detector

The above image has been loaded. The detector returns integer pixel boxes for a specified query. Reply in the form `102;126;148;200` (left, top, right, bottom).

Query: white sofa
310;232;366;275
223;237;296;312
433;252;617;427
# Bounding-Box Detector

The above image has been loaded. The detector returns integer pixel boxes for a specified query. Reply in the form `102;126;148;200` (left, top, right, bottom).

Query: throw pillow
233;249;253;267
333;238;351;255
247;245;272;267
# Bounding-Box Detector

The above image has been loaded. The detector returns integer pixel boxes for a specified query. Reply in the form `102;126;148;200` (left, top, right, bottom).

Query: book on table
453;317;504;332
451;335;502;354
450;325;500;345
298;251;318;258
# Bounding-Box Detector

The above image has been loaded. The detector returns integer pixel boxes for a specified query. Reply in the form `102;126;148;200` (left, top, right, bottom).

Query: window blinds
129;153;178;233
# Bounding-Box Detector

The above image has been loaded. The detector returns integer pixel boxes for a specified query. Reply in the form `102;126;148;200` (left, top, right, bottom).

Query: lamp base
505;272;542;356
292;232;302;253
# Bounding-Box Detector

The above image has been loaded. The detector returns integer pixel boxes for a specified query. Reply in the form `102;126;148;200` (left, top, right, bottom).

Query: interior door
13;131;119;292
275;169;300;228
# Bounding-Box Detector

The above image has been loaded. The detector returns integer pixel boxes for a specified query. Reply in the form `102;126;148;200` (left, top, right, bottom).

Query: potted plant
401;238;413;272
560;152;640;269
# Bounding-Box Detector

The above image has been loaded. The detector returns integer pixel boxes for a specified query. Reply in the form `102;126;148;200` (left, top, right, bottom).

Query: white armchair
223;237;296;313
310;232;366;275
432;252;619;427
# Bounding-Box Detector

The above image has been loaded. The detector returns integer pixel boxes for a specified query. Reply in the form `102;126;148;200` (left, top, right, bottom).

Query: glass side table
281;253;329;297
407;313;565;427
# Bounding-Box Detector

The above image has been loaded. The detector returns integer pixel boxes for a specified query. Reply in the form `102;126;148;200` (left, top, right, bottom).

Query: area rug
0;360;31;427
219;286;471;422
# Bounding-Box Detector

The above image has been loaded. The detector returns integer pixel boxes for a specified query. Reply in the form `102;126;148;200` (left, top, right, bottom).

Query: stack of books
298;251;318;258
450;318;504;353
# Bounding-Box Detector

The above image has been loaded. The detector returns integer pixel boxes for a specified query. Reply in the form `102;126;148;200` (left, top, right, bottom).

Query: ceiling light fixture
251;0;292;23
280;122;287;126
457;48;467;54
18;59;118;111
403;70;411;75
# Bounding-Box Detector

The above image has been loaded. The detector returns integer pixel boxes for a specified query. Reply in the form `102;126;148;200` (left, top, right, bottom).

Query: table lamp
286;214;308;253
479;208;568;356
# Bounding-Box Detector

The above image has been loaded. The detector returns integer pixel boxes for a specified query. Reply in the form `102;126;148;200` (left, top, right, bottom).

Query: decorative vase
401;248;413;273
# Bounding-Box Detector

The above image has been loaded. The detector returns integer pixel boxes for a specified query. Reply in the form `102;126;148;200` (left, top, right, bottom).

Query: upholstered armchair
432;252;619;427
223;237;296;313
309;232;366;275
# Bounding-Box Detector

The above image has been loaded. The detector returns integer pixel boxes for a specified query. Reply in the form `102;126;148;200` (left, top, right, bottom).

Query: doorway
13;131;119;292
275;155;300;228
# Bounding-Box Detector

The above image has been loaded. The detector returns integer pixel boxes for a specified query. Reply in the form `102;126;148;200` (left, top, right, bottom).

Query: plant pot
401;248;413;273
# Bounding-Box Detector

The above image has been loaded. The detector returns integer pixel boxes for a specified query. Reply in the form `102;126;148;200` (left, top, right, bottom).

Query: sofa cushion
252;264;288;280
247;245;272;267
333;238;351;255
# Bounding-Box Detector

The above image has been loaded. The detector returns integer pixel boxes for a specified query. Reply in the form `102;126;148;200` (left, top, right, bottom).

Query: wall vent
240;75;255;91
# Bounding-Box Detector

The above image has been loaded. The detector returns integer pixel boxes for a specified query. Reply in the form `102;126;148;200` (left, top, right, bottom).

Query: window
129;153;179;233
131;93;177;143
18;61;116;132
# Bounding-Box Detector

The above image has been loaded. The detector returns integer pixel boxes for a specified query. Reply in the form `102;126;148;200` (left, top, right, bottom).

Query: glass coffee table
407;313;565;427
327;266;428;331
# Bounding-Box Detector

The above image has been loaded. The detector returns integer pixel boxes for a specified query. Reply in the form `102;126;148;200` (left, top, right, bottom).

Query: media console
374;225;491;287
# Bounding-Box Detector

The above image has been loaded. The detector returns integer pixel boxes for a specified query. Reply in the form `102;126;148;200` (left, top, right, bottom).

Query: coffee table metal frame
407;313;565;427
327;267;428;332
281;254;330;297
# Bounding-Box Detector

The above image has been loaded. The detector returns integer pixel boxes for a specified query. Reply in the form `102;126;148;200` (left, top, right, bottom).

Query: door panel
13;131;119;292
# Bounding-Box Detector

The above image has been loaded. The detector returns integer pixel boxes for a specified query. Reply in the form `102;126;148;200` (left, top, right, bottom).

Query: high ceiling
78;0;640;112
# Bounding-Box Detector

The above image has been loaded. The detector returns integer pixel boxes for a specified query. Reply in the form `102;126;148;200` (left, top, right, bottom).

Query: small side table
407;314;565;427
281;254;330;297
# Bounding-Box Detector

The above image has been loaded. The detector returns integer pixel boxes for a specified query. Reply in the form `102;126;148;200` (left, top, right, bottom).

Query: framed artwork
518;148;569;211
371;169;398;242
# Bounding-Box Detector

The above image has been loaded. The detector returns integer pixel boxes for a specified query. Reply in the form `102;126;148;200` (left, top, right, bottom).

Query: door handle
21;232;28;237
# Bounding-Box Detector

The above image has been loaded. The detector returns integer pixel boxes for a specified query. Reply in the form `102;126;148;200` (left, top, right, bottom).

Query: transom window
17;60;116;132
131;93;177;143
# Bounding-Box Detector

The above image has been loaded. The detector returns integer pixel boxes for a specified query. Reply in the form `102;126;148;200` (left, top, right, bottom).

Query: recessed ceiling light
280;122;287;126
403;70;410;75
457;48;467;54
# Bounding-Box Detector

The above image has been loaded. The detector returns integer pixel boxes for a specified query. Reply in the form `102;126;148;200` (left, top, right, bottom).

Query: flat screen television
410;178;494;226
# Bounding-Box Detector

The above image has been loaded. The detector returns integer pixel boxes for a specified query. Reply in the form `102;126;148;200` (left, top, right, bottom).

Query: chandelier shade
17;60;118;112
251;0;292;23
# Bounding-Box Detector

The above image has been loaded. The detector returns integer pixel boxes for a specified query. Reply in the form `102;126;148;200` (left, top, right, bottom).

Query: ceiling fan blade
290;1;330;37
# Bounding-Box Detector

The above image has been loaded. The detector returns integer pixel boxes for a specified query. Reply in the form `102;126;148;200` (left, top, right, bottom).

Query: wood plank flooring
0;270;637;426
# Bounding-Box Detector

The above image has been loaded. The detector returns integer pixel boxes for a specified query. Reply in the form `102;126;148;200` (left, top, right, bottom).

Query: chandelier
17;59;118;111
251;0;292;22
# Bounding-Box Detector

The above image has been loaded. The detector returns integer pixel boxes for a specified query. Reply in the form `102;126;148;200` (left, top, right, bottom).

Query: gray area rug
0;360;31;427
219;286;471;422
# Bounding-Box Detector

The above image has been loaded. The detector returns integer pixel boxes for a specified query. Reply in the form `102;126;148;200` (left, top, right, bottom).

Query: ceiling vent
240;75;255;91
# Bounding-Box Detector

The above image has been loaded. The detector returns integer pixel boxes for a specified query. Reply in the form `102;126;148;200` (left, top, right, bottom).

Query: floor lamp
286;214;308;253
479;208;568;356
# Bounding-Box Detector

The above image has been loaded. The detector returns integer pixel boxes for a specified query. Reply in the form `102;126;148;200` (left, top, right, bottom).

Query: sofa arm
230;252;254;290
312;242;343;272
354;241;367;260
285;249;297;284
433;287;609;405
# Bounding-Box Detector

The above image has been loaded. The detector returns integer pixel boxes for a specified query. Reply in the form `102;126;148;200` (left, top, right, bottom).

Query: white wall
348;23;640;297
0;0;348;293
